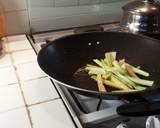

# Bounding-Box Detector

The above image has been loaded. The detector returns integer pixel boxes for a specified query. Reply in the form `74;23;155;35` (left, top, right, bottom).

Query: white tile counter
0;35;76;128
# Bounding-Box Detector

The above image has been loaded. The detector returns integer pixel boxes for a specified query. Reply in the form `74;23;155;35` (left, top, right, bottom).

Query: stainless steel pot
120;0;160;34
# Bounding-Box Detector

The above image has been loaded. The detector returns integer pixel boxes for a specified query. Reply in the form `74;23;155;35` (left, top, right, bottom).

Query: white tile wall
29;99;75;128
31;8;121;32
0;0;124;35
8;40;32;52
78;0;91;5
0;0;27;12
0;66;18;86
0;0;30;35
16;62;46;81
55;0;78;7
0;54;12;68
29;0;54;8
54;0;119;7
29;0;127;32
100;0;120;3
0;34;76;128
0;108;31;128
21;77;59;105
11;49;37;64
90;0;100;4
7;35;27;42
0;84;25;112
5;11;29;35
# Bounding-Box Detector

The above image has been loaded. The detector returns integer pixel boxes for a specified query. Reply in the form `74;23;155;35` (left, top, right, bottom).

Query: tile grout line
5;9;27;13
5;36;33;53
8;41;34;128
20;76;48;82
0;106;25;115
6;48;33;54
8;48;34;53
4;36;60;128
27;98;60;108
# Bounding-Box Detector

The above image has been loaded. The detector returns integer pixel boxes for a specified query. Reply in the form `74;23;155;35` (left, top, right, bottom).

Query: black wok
37;32;160;103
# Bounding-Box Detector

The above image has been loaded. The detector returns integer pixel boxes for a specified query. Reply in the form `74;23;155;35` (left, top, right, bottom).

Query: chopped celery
111;52;117;60
125;63;149;77
125;64;139;78
97;75;106;92
86;67;106;75
133;84;147;90
127;77;154;86
111;70;135;89
85;51;153;92
91;76;129;90
132;66;149;77
111;75;131;90
119;59;125;66
102;73;111;79
112;60;126;74
104;51;116;67
86;64;100;68
93;59;104;67
103;79;129;90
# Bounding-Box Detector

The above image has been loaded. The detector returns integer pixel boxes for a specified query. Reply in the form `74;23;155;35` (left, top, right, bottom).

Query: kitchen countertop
0;35;76;128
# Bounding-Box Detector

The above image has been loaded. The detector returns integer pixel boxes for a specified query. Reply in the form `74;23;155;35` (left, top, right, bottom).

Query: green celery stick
127;77;154;86
111;70;136;89
112;60;126;74
133;84;147;90
110;75;131;90
93;59;104;68
125;63;149;77
86;67;106;75
104;52;116;67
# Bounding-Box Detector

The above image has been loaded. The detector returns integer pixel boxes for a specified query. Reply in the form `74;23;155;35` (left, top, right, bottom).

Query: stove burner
28;23;160;128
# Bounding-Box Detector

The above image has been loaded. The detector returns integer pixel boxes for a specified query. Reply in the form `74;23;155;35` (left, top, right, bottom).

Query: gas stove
27;23;159;128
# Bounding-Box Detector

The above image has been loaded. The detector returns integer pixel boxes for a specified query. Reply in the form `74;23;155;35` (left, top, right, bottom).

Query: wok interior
38;32;160;93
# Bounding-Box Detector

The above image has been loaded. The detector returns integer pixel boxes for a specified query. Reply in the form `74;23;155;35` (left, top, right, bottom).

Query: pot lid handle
122;0;160;14
117;101;160;117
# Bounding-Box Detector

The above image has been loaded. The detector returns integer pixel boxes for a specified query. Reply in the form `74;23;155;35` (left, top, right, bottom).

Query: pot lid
123;0;160;14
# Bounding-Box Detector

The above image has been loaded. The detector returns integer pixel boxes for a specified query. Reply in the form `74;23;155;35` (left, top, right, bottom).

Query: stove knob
146;116;160;128
116;123;128;128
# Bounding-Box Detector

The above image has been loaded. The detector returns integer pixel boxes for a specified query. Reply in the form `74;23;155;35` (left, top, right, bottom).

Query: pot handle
117;101;160;116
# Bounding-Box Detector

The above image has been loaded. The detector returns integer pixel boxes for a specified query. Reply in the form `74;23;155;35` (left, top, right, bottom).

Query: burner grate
27;23;156;128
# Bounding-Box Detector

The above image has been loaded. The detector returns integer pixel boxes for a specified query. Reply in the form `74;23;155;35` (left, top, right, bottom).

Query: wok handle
117;101;160;117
